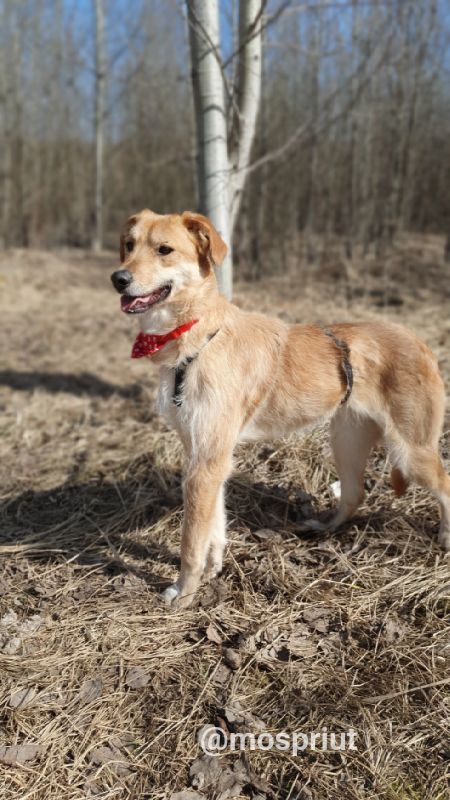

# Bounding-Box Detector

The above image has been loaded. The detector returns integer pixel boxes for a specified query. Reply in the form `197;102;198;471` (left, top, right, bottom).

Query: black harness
323;328;353;405
172;330;219;407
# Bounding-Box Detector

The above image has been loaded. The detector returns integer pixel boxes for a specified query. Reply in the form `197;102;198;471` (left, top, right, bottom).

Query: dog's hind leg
391;444;450;551
328;410;382;529
385;365;450;549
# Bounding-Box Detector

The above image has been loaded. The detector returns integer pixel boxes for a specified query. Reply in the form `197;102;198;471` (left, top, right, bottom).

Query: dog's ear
181;212;228;270
119;215;138;263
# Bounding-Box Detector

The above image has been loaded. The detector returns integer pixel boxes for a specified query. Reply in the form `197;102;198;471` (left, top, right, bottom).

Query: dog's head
110;210;227;315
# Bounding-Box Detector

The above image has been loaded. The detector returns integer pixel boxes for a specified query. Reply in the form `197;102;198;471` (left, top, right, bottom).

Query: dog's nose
111;269;133;293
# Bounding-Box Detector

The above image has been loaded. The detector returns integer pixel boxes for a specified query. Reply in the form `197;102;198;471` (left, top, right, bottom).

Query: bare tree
187;0;232;297
93;0;105;252
187;0;263;298
229;0;262;231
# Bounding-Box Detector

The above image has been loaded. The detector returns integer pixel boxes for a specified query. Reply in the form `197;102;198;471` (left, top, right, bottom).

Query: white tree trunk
187;0;232;298
187;0;263;299
229;0;262;231
93;0;105;252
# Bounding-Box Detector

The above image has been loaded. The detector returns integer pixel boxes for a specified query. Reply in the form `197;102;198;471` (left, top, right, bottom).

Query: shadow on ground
0;369;144;399
0;445;406;596
0;453;182;588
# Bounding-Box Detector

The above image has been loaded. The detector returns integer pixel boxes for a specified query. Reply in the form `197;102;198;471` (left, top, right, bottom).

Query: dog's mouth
120;283;172;314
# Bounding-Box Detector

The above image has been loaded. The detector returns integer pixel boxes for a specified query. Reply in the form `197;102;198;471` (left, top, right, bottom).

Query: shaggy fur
111;209;450;608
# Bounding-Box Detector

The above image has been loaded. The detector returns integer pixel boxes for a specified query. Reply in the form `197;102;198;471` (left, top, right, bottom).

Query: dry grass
0;238;449;800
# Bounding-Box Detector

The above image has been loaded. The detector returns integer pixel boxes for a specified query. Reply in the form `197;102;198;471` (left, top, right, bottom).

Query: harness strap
172;326;352;408
323;328;353;405
172;330;219;407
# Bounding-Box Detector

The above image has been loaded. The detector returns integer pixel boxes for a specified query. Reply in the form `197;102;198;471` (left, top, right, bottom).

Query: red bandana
131;319;199;359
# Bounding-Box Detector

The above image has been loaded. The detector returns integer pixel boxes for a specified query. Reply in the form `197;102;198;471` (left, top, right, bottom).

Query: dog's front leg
162;457;231;608
203;483;226;581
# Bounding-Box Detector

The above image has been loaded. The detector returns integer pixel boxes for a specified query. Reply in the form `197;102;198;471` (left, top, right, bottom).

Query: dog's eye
125;241;134;253
158;245;173;256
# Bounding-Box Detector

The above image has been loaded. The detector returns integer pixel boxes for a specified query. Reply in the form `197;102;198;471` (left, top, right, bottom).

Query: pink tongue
130;296;150;309
122;291;160;311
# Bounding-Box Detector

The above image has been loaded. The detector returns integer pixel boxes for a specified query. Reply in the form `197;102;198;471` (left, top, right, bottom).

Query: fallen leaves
382;615;408;644
222;700;265;733
125;666;150;689
89;744;132;777
1;636;21;655
79;677;103;704
205;622;222;644
212;663;232;685
236;621;318;667
252;528;283;543
302;606;331;634
0;609;19;627
20;614;44;635
189;754;265;800
0;744;43;766
0;610;44;655
9;686;37;710
223;647;241;670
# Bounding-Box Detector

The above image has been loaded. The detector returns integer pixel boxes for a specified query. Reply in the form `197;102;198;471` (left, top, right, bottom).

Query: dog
111;209;450;608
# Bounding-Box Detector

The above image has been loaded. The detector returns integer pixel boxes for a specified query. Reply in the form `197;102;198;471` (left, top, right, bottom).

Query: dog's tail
390;466;409;497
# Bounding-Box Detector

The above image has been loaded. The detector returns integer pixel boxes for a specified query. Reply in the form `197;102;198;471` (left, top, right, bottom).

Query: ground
0;238;449;800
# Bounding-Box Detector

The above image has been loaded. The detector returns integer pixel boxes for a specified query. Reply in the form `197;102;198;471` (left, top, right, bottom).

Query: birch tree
187;0;263;298
187;0;232;297
93;0;105;252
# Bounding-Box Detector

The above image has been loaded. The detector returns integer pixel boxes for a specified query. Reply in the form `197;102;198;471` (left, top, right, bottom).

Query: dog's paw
161;583;180;604
330;480;341;500
173;592;196;609
161;583;197;609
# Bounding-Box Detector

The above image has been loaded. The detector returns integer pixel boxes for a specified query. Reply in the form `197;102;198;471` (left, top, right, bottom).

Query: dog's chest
157;365;205;450
157;367;179;426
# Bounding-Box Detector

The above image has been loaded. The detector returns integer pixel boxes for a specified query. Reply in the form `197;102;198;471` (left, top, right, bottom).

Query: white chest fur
157;366;178;427
156;362;211;459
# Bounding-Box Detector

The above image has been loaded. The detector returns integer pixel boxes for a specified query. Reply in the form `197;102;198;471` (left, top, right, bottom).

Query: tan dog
111;209;450;608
